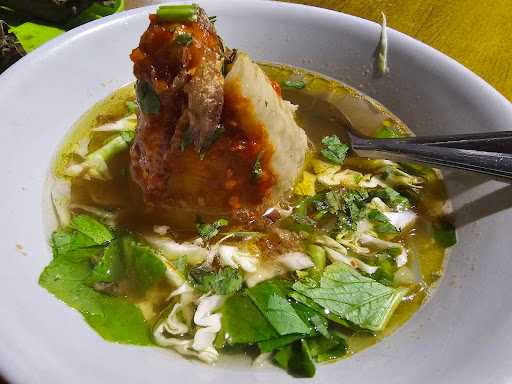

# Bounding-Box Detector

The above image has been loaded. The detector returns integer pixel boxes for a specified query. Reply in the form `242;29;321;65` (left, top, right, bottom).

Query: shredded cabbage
153;287;225;364
383;210;417;231
312;235;378;274
143;235;208;265
277;252;314;270
217;245;258;272
317;169;364;188
92;114;137;132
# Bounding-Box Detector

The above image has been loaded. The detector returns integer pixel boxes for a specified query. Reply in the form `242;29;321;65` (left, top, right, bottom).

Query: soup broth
49;63;450;363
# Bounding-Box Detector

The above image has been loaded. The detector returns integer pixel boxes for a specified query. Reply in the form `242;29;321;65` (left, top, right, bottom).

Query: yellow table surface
126;0;512;101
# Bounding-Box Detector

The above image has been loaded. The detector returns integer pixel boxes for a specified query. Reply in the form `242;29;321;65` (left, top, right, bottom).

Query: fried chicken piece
130;7;224;201
130;7;308;215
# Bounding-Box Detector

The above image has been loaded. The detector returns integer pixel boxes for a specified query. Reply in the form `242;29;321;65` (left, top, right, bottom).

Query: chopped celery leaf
282;80;305;89
320;135;349;164
432;220;457;248
88;239;123;284
51;230;98;258
172;255;190;277
375;125;402;138
293;263;405;331
136;80;160;115
196;217;229;240
274;339;316;378
40;215;168;345
248;280;311;336
39;238;152;345
221;294;278;344
122;235;166;294
370;187;410;210
258;334;304;353
289;291;354;329
291;301;329;337
308;332;348;362
70;214;113;245
189;265;242;295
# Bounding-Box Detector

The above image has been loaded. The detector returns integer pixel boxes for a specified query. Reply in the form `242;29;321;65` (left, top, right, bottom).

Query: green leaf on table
320;135;349;164
70;214;113;245
66;0;124;29
221;294;278;344
9;22;64;52
293;263;405;331
247;280;311;336
189;265;242;295
273;339;316;378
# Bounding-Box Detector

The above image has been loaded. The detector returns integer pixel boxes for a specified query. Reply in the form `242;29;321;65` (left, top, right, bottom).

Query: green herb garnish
189;265;242;295
283;80;305;89
180;129;192;151
375;125;401;138
432;220;457;248
320;135;349;164
252;152;263;180
156;4;198;22
208;15;217;23
175;32;193;46
125;100;137;114
199;124;225;158
367;209;398;234
370;187;411;210
136;80;160;115
196;217;229;240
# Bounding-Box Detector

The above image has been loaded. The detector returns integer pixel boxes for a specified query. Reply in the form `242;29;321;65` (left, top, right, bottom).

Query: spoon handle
350;133;512;179
392;131;512;153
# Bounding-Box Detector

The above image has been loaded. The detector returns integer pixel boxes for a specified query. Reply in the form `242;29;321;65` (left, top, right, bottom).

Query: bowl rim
1;1;512;383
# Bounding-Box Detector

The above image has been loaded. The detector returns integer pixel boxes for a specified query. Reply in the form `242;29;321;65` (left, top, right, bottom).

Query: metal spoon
344;120;512;180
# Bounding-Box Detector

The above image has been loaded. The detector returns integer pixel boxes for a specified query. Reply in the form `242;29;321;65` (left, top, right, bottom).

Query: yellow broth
52;63;450;358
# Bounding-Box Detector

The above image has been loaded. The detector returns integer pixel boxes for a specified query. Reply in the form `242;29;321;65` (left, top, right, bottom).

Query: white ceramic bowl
1;1;512;383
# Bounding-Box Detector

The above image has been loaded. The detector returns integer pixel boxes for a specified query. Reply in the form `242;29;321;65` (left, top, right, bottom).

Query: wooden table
126;0;512;102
